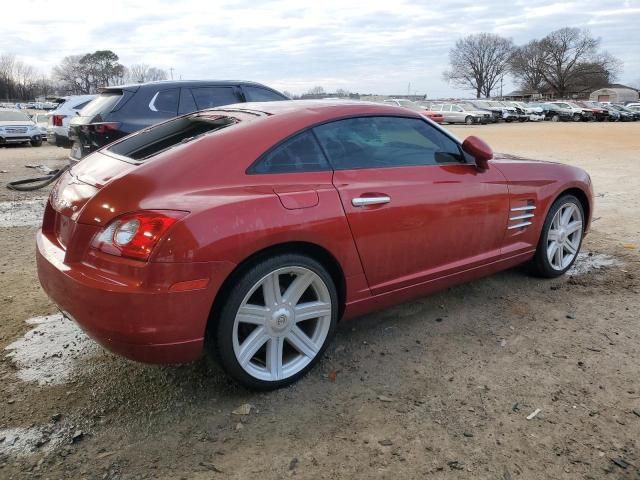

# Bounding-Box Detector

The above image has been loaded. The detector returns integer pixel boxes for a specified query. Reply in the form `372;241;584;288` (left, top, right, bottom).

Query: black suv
68;80;288;161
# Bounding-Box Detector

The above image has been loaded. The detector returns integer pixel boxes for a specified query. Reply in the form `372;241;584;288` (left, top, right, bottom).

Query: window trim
246;113;470;175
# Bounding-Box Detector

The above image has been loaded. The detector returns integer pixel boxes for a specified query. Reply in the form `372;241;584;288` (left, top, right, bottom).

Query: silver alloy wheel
546;202;583;271
232;266;332;382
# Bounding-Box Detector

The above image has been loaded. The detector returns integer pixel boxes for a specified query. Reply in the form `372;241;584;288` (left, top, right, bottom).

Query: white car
32;112;50;137
46;94;96;147
508;101;545;121
0;109;43;147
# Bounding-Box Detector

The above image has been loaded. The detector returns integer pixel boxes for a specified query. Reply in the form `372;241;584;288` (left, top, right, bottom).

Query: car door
450;105;466;123
440;104;454;123
314;115;510;294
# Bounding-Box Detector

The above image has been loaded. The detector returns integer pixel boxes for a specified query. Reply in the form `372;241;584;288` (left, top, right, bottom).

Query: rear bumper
36;229;235;364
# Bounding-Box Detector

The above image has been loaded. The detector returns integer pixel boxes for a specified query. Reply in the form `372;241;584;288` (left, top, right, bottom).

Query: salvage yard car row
3;79;639;150
382;98;640;124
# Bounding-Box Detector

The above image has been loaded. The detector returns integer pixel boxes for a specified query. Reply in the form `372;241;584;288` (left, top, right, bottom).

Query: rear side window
149;89;179;114
243;86;285;102
251;131;330;174
106;114;238;163
79;93;122;117
73;100;91;110
313;116;464;170
190;87;241;110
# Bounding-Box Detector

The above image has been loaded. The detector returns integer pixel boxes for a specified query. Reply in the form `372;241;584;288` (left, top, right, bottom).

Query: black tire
530;194;585;278
551;114;560;122
572;114;581;122
464;116;473;125
30;138;42;147
210;253;339;390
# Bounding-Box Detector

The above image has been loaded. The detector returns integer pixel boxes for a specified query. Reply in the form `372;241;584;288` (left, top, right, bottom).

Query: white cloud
2;0;639;97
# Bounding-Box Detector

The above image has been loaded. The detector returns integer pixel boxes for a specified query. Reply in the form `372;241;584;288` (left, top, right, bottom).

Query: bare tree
124;64;168;83
510;40;548;93
53;55;91;94
537;28;621;96
146;67;167;82
281;90;293;99
443;33;514;98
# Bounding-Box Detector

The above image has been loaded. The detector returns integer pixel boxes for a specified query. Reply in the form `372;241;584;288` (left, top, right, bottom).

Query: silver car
428;103;490;124
0;109;43;147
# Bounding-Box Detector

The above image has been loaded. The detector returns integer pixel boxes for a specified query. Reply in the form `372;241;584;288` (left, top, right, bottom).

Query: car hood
0;121;36;127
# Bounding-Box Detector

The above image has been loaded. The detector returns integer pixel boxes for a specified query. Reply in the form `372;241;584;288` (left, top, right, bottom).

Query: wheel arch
205;241;347;341
554;187;591;232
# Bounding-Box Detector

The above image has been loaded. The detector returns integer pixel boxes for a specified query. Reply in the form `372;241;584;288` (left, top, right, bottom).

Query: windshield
0;110;31;122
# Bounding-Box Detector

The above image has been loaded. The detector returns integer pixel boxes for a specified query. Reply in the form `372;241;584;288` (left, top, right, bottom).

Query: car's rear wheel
551;114;560;122
212;254;338;390
464;116;473;125
530;195;584;278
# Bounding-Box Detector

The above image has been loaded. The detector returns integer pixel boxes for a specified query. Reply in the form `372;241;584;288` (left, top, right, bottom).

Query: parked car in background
469;100;517;122
598;104;622;121
47;95;96;147
610;104;640;121
37;100;593;389
69;80;288;162
428;103;490;124
32;112;50;137
508;102;545;121
532;103;573;122
548;102;593;122
575;101;610;122
624;102;640;112
0;109;43;147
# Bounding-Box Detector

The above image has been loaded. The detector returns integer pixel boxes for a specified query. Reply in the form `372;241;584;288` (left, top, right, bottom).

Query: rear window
80;93;122;117
106;114;238;163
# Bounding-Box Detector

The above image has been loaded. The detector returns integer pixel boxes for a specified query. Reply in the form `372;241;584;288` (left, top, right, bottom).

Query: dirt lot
1;122;639;479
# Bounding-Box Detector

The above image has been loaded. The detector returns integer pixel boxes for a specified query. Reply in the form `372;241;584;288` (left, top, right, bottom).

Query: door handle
352;195;391;207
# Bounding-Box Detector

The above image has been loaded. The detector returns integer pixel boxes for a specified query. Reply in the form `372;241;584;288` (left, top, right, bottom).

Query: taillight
91;211;187;261
52;115;64;126
91;122;120;134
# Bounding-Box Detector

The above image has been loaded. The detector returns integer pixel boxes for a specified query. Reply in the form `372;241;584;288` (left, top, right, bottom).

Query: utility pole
169;68;174;80
500;75;504;98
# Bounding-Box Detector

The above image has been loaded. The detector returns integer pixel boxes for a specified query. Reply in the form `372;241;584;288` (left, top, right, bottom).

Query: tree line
443;27;623;98
0;50;168;101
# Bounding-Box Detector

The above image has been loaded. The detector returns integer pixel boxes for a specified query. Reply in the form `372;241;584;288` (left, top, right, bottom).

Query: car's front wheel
212;254;338;390
31;138;42;147
530;195;584;278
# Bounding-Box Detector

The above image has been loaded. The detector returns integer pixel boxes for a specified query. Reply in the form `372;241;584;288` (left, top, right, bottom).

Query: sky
2;0;640;97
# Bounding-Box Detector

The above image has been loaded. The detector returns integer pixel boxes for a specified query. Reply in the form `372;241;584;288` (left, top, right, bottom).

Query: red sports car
37;101;593;389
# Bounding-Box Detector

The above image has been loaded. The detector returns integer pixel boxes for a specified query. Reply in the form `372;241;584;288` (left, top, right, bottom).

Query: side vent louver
508;200;535;230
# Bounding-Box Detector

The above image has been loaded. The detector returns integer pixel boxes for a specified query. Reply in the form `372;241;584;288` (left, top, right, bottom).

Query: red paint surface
37;101;593;363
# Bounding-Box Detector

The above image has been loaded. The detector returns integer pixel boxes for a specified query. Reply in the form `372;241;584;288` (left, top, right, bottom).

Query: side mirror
462;135;493;169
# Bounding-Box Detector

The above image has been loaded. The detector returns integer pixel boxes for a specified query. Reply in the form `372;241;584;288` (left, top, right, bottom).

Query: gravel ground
0;123;639;479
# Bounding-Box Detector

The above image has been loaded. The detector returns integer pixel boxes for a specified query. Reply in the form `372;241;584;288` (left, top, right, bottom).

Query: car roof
205;100;421;122
100;80;283;93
